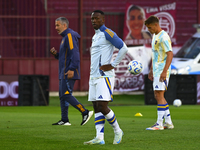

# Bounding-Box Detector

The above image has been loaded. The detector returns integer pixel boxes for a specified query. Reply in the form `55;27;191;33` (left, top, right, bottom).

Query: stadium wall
0;0;199;91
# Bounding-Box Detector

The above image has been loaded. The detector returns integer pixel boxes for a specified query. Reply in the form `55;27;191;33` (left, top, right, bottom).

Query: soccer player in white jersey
84;10;128;145
144;15;174;130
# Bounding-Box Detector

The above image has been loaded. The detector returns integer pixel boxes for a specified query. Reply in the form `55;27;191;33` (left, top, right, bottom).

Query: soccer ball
128;60;143;75
173;99;182;107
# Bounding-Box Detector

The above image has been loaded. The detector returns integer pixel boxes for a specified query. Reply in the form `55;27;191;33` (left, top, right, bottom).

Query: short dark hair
92;10;104;15
144;15;159;25
56;17;69;27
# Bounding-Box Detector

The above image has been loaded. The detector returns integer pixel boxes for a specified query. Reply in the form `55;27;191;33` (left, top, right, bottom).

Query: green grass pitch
0;94;200;150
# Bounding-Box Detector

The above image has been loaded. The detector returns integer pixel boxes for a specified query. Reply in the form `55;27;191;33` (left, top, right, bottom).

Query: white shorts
153;77;169;91
88;77;114;101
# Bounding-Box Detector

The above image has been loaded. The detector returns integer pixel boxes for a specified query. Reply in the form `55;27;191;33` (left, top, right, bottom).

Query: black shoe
81;111;94;126
52;120;71;126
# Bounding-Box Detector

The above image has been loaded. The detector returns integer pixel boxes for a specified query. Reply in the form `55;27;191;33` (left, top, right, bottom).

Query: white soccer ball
128;60;143;75
173;99;182;107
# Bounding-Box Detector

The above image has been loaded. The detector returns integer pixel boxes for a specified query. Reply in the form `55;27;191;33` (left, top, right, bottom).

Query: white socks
165;107;172;124
94;112;105;140
157;103;172;126
105;110;121;133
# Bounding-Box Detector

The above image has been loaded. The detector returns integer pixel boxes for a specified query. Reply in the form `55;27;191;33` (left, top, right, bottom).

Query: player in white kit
84;10;128;145
144;15;174;130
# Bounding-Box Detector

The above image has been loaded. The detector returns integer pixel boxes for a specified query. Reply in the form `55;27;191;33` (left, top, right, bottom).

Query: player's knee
98;105;104;112
154;93;158;101
61;94;73;100
99;105;110;115
154;92;164;101
92;102;98;111
154;92;161;101
93;103;104;113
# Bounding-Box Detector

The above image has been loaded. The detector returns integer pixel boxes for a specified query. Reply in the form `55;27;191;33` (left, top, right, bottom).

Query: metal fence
0;0;125;58
0;0;79;58
0;0;198;58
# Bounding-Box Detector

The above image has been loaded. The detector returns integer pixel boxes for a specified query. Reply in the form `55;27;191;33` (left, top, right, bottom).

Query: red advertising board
123;2;176;46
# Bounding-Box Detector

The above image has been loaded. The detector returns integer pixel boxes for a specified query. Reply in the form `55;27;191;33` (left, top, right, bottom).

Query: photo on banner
123;2;177;46
123;4;152;46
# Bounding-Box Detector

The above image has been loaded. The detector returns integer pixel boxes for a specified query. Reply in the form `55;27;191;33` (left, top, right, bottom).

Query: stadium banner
123;2;177;46
0;75;18;106
112;46;151;92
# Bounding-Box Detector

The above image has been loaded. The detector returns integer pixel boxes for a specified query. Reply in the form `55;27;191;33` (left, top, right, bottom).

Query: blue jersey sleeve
104;28;123;49
65;33;80;71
